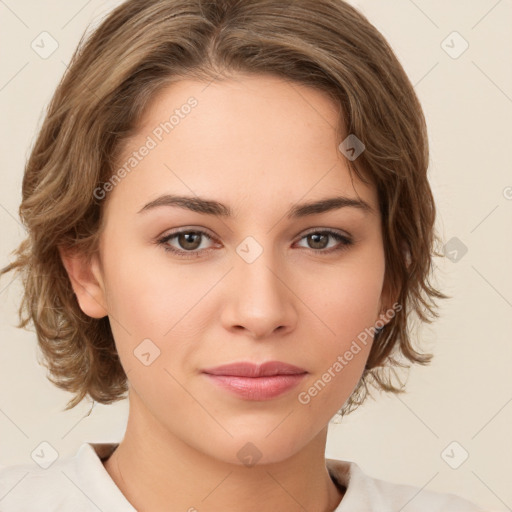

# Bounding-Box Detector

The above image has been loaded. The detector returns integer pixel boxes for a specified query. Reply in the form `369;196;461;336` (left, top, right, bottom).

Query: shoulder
326;458;486;512
0;447;86;511
0;443;133;512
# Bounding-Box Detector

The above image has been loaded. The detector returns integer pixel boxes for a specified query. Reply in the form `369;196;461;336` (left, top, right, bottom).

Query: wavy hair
1;0;449;413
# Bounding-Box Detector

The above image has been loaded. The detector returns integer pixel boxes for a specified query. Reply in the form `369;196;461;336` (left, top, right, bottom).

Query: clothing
0;442;485;511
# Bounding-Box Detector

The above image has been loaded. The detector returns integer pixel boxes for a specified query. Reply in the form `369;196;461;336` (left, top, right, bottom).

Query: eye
294;229;353;254
157;229;217;259
157;228;354;259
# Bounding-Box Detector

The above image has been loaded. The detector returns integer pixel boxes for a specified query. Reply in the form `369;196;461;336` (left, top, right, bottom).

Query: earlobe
58;247;108;319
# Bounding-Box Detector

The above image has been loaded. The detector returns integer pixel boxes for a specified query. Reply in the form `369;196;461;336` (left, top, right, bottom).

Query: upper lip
202;361;307;377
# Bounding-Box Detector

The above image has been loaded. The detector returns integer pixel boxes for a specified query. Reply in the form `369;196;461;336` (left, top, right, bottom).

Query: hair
1;0;449;414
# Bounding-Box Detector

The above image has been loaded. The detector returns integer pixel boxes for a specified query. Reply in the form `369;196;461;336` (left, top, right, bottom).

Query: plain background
0;1;510;510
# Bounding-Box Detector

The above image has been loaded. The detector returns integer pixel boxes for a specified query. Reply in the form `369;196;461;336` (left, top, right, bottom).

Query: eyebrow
137;194;374;218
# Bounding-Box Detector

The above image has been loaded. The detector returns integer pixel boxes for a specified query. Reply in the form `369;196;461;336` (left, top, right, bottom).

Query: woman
0;0;485;510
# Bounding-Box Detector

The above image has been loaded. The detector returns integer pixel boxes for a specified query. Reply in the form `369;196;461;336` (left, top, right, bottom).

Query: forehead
106;73;378;219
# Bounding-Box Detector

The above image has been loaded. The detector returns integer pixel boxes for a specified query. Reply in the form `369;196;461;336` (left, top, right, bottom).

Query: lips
202;361;307;400
202;361;307;377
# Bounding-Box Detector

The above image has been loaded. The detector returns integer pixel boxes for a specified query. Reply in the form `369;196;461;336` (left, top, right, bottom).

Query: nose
220;247;298;340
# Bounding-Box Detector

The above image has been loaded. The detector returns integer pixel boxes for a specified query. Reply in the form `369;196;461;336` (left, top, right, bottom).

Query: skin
60;73;395;512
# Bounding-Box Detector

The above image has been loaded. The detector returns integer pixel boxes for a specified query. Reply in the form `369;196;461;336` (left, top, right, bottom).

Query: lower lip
203;373;306;400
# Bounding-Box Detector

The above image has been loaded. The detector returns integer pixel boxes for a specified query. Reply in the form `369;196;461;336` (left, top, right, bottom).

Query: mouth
201;361;308;401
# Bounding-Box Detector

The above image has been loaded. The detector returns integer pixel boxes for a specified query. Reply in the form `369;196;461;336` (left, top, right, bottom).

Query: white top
0;442;485;511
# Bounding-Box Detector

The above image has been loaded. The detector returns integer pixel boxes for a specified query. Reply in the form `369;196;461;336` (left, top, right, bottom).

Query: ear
58;247;108;319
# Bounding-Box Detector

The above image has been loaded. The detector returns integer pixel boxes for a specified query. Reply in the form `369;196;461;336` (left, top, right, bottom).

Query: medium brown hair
1;0;449;413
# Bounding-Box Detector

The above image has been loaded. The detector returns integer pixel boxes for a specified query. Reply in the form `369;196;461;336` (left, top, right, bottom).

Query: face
86;73;390;465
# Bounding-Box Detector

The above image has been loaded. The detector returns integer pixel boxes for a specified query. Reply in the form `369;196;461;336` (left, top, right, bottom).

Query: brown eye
176;232;203;251
307;233;329;250
158;229;217;259
296;230;353;254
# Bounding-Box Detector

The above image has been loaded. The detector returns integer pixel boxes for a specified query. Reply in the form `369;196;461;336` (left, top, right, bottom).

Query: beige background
1;1;511;510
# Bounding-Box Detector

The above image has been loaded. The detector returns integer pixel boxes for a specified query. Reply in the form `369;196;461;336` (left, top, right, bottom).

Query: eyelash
156;228;354;260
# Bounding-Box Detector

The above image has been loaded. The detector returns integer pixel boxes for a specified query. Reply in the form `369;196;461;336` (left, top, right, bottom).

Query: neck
103;394;344;512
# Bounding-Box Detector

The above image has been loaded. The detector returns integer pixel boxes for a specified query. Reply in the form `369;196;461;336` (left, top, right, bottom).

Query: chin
194;425;314;468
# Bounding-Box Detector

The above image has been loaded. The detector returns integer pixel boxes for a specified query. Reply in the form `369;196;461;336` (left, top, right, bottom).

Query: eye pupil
179;232;202;250
308;233;328;249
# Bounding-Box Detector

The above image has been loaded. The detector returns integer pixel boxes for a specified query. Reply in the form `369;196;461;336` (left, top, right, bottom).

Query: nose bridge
222;235;296;337
236;235;286;308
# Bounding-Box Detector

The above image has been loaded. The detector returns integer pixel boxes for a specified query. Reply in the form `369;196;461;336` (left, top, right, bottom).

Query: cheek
294;260;383;403
102;240;210;333
100;243;225;380
301;258;384;344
